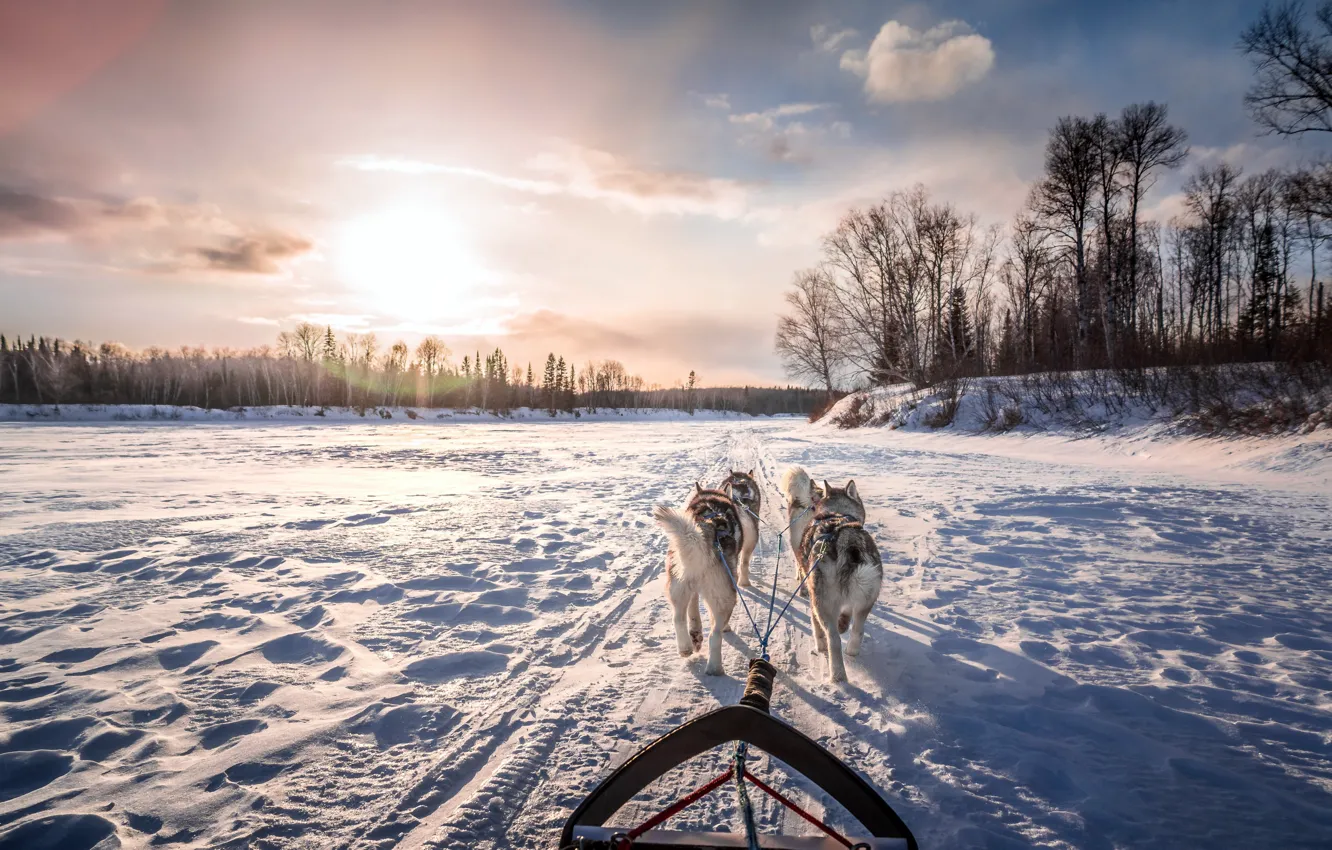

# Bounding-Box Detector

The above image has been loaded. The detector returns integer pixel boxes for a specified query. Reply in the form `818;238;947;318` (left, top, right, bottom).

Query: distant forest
0;328;826;416
775;3;1332;393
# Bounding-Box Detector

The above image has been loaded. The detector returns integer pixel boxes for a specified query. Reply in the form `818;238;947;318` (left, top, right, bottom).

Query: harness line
673;483;828;850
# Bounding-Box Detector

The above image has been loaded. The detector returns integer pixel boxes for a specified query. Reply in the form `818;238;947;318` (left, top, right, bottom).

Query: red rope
617;764;854;850
741;768;854;849
622;766;735;845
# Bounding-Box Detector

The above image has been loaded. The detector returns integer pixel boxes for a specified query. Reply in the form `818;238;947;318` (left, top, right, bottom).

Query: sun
337;205;481;320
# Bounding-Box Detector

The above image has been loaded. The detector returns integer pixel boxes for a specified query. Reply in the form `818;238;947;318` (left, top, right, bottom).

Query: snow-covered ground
0;419;1329;849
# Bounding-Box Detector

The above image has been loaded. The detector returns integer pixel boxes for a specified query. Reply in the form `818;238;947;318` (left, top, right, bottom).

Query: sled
560;659;918;850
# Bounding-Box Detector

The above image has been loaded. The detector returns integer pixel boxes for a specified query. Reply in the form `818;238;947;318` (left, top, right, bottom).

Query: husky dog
795;479;883;683
778;466;822;596
721;469;761;588
652;484;745;676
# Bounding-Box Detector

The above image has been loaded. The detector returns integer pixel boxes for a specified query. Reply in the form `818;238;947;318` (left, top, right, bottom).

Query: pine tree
322;326;338;362
686;370;697;415
544;354;557;416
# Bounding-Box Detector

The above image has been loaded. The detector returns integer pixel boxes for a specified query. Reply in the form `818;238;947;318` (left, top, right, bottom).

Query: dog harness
801;511;864;568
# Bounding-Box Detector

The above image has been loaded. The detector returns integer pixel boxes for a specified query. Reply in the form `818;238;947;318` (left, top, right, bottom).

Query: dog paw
845;645;860;657
704;664;724;676
829;671;848;684
722;624;732;634
738;579;752;588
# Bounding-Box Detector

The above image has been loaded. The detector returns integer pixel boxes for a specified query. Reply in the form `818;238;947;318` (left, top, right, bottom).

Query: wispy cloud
728;102;831;131
689;91;732;110
810;24;858;54
0;185;312;278
341;144;751;220
841;20;994;103
194;233;314;275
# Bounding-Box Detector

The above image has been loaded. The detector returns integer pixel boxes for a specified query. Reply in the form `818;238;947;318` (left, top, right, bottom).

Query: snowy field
1;419;1330;849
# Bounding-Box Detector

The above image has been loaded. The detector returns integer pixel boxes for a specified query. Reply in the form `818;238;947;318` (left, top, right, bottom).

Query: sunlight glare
337;205;482;321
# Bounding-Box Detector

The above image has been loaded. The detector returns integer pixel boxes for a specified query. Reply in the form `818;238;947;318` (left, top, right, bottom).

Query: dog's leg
687;591;703;651
702;595;734;676
846;601;872;657
815;595;848;683
668;577;694;657
737;516;755;588
810;595;828;656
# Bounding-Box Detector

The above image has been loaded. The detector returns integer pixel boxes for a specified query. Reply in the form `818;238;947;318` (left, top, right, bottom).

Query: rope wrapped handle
738;658;776;713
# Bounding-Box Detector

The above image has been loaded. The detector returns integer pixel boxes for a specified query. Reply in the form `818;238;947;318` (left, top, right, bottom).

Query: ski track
0;421;1329;849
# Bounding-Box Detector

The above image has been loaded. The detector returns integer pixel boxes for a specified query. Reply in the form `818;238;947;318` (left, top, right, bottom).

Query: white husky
652;485;745;676
783;467;883;683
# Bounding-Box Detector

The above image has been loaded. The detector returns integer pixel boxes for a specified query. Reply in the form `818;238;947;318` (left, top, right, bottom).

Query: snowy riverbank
0;403;783;424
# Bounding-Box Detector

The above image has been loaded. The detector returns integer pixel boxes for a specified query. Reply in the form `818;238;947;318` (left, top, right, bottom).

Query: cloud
690;91;731;110
841;20;994;103
343;145;751;220
728;102;830;132
0;184;312;278
811;24;857;54
0;187;163;241
193;232;314;274
0;188;84;239
723;104;849;164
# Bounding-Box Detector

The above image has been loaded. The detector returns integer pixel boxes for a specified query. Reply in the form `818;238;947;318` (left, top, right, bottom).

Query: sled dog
778;466;822;596
652;484;745;676
721;469;761;588
795;479;883;683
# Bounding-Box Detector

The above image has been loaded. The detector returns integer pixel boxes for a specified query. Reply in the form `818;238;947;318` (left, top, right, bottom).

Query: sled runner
559;659;918;850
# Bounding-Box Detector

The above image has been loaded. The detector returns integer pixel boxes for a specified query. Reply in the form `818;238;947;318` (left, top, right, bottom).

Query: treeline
0;327;824;416
777;3;1332;392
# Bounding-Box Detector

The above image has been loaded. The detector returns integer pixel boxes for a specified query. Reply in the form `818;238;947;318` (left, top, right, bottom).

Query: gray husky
786;470;883;683
721;469;761;588
652;485;745;676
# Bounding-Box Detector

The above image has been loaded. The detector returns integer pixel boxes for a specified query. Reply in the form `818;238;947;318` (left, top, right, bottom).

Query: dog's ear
748;468;754;477
695;481;703;495
822;480;831;499
846;480;859;500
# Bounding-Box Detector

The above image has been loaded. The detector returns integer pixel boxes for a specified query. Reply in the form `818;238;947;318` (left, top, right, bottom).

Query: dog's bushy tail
779;466;814;508
653;504;700;549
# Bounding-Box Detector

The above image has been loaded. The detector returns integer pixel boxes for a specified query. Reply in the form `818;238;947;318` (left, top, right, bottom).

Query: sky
1;0;1324;385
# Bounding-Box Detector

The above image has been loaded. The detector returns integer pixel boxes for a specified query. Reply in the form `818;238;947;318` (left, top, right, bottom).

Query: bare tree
775;268;847;397
1007;214;1055;365
415;335;449;406
1241;1;1332;135
1032;115;1101;359
291;322;321;362
1120;102;1189;337
1092;112;1127;358
1184;163;1243;342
